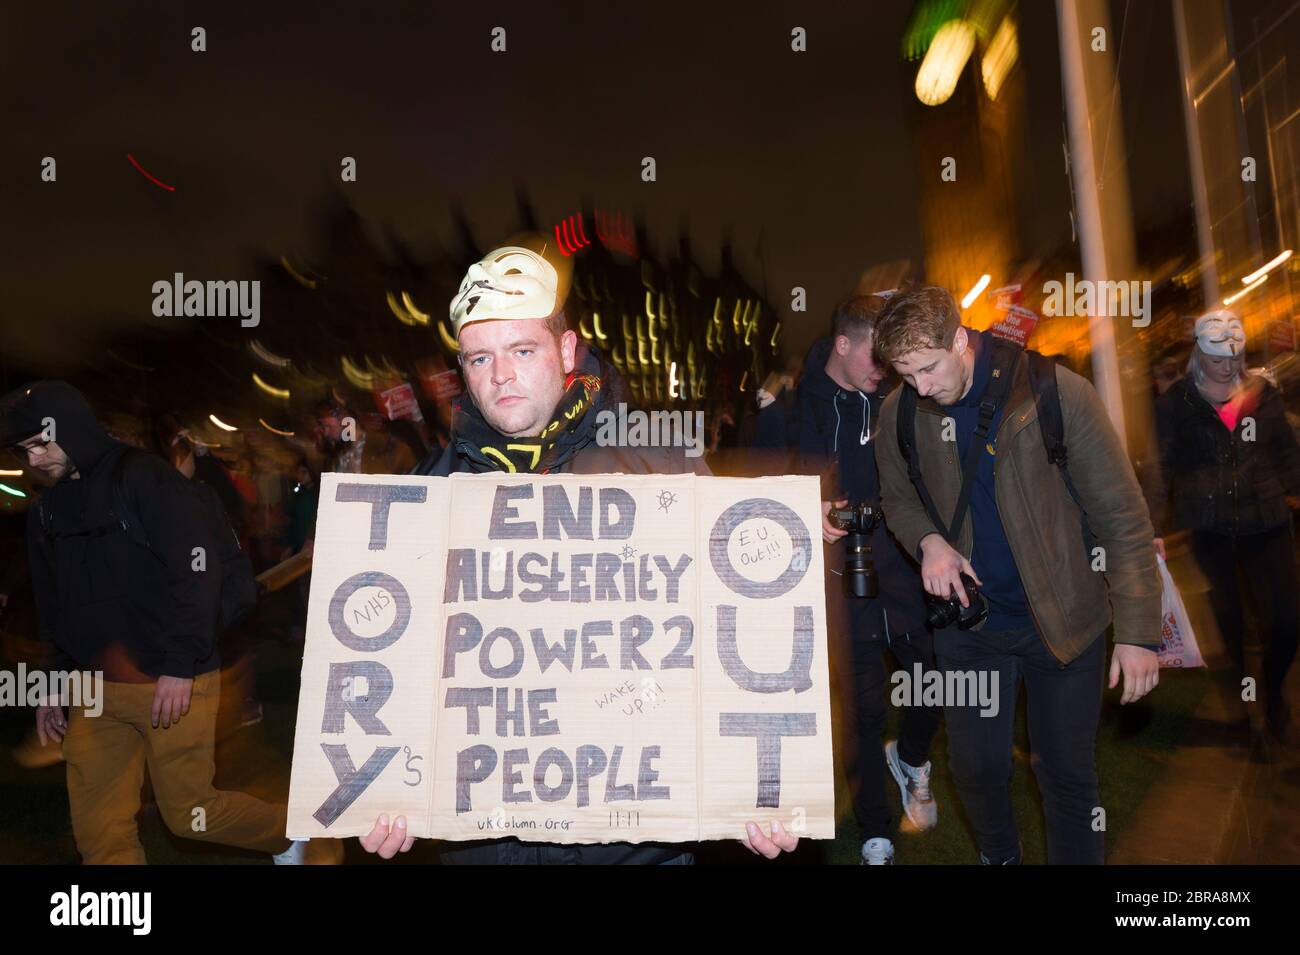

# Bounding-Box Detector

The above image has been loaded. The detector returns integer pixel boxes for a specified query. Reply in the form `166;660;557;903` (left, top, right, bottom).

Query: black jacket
6;383;221;681
413;347;704;865
1152;374;1300;537
753;338;927;636
753;339;881;501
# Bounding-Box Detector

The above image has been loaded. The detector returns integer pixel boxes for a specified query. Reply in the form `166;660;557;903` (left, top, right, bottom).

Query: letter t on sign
719;713;816;808
335;483;428;550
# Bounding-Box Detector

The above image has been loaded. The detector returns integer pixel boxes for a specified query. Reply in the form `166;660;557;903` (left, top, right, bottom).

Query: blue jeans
934;624;1105;864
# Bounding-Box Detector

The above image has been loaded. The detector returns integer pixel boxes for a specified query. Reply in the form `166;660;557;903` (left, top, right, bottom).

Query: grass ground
823;661;1213;864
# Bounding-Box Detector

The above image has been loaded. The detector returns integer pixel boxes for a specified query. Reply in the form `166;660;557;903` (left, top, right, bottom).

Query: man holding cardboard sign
285;239;831;863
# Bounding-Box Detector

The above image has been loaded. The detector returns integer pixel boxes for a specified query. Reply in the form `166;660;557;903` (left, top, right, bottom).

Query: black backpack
896;339;1092;544
111;449;258;634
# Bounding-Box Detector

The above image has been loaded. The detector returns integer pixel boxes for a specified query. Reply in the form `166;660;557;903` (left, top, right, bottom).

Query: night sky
2;1;1193;377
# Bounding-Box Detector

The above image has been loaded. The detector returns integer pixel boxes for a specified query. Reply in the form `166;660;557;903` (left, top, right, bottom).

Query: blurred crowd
0;278;1297;865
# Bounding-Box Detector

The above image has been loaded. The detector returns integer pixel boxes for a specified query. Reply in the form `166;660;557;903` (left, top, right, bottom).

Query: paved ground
1109;663;1300;865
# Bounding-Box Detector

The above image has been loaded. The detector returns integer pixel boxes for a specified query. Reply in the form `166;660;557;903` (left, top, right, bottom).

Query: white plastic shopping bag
1156;555;1205;668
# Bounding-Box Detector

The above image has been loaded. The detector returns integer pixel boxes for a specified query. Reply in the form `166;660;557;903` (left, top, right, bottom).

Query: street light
982;15;1019;101
915;20;976;106
961;274;992;309
1223;275;1267;307
1241;249;1292;285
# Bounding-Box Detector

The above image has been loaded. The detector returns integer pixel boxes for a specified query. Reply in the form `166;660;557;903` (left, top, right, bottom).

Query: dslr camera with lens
828;502;882;598
924;572;988;630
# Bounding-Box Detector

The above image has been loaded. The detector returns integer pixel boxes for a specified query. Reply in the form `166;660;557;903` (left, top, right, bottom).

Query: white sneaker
861;836;895;865
884;739;938;833
272;840;308;865
237;701;264;729
272;838;345;865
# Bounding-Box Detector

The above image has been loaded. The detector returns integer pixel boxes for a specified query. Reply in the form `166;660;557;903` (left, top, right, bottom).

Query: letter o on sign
328;571;411;652
708;498;811;599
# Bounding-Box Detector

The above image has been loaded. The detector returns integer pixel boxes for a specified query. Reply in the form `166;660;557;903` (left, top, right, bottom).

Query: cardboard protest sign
287;472;835;844
374;382;424;422
1268;319;1296;355
989;303;1039;347
987;283;1022;311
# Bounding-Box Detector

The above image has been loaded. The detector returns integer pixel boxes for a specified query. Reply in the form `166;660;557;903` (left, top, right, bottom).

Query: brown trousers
62;669;290;864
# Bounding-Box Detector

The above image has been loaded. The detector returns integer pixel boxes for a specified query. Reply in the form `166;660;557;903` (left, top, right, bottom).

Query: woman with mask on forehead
1151;309;1300;760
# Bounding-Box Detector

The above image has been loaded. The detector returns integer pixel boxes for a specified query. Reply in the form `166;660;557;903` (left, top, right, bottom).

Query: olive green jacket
876;354;1161;664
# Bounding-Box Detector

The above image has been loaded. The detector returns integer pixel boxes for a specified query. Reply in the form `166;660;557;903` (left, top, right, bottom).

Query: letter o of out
708;498;811;599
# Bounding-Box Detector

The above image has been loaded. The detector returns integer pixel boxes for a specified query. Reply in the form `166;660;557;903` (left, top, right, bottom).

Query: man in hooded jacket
0;381;303;864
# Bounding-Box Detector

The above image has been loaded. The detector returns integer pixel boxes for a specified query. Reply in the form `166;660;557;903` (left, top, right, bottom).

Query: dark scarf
450;351;612;474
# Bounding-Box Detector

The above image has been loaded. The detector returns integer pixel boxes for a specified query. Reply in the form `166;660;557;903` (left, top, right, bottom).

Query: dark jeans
935;624;1105;865
828;581;942;841
1192;525;1299;728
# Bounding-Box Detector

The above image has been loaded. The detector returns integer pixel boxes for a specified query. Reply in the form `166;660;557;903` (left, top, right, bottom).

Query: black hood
572;340;632;406
801;338;838;399
799;337;896;403
0;380;121;479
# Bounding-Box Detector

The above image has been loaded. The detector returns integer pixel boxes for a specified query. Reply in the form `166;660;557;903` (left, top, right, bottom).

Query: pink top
1212;387;1258;433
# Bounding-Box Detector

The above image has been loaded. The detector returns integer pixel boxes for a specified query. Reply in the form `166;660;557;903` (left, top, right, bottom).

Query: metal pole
1173;0;1222;308
1223;0;1265;266
1056;0;1126;445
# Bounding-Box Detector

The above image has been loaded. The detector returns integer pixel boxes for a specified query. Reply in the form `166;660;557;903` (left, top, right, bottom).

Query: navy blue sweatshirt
754;338;927;636
947;328;1031;630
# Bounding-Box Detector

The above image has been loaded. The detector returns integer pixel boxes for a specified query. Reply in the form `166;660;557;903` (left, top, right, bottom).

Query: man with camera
873;286;1162;865
755;293;942;865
